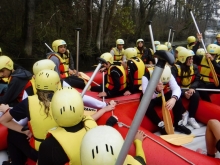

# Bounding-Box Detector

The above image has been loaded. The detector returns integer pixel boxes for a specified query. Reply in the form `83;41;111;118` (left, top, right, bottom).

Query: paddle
160;134;205;146
167;26;173;44
181;88;220;92
79;72;100;86
189;10;219;87
161;90;174;134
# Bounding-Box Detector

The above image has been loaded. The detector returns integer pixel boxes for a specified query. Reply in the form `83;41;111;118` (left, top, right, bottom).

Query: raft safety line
117;122;195;165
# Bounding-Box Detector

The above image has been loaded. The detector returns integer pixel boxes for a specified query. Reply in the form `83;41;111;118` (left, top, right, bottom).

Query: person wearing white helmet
91;53;127;98
134;39;155;64
81;126;147;165
47;39;86;89
193;44;220;102
141;65;191;135
123;48;145;95
37;87;115;164
171;49;200;129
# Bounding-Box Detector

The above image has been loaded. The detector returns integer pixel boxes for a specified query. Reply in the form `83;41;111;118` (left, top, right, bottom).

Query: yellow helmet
161;65;171;84
124;48;137;60
51;87;84;127
116;39;124;46
196;48;205;56
177;49;194;63
35;69;60;92
81;125;124;165
33;59;56;75
100;53;113;64
187;36;196;44
216;34;220;39
156;44;168;51
175;46;186;53
0;55;13;70
52;39;67;52
136;39;144;46
207;44;219;54
164;42;172;49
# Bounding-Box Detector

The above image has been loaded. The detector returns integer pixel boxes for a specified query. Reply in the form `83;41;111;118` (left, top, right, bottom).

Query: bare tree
96;0;107;51
23;0;35;56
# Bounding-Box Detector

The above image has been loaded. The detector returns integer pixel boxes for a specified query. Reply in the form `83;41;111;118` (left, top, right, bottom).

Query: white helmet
196;48;205;56
51;87;84;127
116;39;124;46
33;59;56;75
124;48;137;60
81;125;124;165
160;65;171;84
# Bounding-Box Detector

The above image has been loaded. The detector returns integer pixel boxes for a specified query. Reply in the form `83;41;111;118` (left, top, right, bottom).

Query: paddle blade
79;72;90;81
161;95;174;134
208;58;219;87
160;134;195;146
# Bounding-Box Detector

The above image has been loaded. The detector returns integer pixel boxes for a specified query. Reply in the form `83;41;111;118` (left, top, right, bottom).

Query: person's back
0;56;33;106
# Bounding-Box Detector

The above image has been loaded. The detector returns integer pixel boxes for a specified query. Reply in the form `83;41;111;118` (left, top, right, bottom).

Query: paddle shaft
75;28;81;74
148;21;157;63
189;10;219;87
81;63;102;97
182;88;220;92
161;90;174;134
167;26;172;43
171;30;175;45
116;60;165;165
45;43;54;52
119;122;195;165
102;71;105;102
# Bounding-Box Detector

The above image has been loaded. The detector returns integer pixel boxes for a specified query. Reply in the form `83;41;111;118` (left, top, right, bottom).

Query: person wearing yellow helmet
134;39;155;64
171;49;200;129
214;34;220;46
47;39;85;89
91;53;127;98
141;64;191;135
80;126;147;165
37;87;115;164
110;39;125;62
175;46;187;62
193;44;220;102
0;55;34;106
186;33;202;54
123;48;145;95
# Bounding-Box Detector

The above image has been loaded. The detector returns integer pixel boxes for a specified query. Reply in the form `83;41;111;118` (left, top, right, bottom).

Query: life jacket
48;116;97;165
112;47;124;61
28;95;58;151
187;43;196;50
127;57;145;85
8;77;35;102
134;47;144;58
123;155;142;165
48;53;69;79
198;56;220;83
0;78;8;83
175;64;195;88
106;65;127;91
147;67;170;97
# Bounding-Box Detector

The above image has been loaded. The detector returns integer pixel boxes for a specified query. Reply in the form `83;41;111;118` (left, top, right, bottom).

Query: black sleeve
134;156;146;165
0;77;28;105
68;52;75;70
9;98;30;121
192;41;201;54
189;64;201;89
193;54;203;66
212;59;220;75
38;135;69;165
106;67;122;97
126;60;137;93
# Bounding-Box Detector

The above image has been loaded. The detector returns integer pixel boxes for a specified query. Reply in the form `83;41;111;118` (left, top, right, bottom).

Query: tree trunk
23;0;35;57
96;0;107;51
104;0;118;47
85;0;93;56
